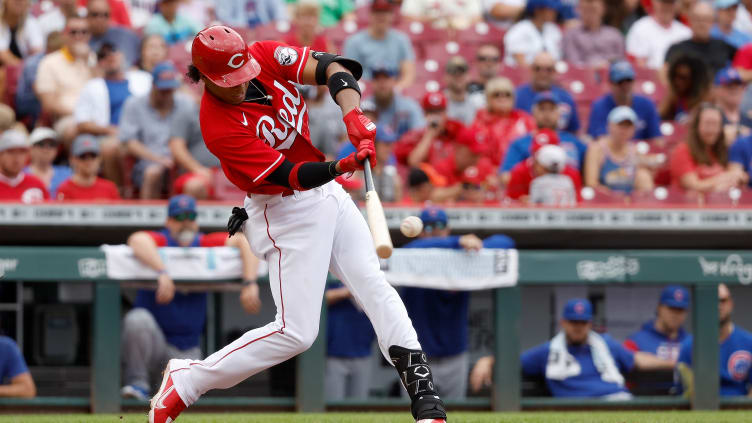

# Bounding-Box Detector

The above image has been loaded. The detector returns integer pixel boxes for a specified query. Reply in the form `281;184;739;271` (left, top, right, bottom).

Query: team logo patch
727;350;752;381
274;46;298;66
574;302;585;315
227;53;245;69
674;289;684;302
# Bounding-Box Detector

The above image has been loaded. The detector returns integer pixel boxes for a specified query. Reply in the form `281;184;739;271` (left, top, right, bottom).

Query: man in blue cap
501;91;587;183
711;0;752;48
119;61;196;199
713;66;752;140
514;52;580;134
470;298;674;396
120;194;263;400
363;65;425;140
623;286;690;393
587;61;662;143
400;207;514;398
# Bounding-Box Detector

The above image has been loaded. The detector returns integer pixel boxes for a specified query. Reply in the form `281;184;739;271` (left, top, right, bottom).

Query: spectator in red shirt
431;126;498;203
283;1;333;53
0;130;48;203
506;129;582;203
56;134;120;201
394;91;464;169
670;103;747;193
470;77;536;167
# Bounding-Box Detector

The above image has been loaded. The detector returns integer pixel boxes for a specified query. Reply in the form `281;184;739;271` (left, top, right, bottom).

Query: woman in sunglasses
469;77;536;167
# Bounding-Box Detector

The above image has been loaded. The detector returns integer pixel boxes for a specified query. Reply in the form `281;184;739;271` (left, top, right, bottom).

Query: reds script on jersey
199;41;325;194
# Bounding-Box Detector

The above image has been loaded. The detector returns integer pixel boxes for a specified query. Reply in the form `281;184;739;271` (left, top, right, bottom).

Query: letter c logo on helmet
227;53;245;69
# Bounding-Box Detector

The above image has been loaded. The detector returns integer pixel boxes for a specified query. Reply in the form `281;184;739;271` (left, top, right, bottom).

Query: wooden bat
363;158;393;259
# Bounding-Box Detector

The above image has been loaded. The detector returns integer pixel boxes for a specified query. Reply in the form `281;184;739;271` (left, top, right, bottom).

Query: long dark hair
686;103;727;166
660;54;711;120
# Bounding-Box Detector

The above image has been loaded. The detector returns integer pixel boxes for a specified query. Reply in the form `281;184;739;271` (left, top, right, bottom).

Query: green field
0;412;749;423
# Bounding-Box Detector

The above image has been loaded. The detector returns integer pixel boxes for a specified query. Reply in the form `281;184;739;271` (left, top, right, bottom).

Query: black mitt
227;207;248;236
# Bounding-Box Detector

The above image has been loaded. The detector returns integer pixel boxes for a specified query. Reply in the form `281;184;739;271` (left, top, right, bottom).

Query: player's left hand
240;282;262;314
343;107;376;148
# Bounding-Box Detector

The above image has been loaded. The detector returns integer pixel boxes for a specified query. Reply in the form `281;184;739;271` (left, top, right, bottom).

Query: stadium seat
454;22;505;45
634;79;667;104
580;187;628;205
251;21;292;42
323;20;362;54
499;65;529;86
3;62;22;110
212;168;246;202
631;187;702;205
660;121;689;147
167;42;192;74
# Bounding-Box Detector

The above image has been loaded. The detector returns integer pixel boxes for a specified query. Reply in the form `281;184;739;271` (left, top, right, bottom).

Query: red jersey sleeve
506;162;532;199
394;130;422;166
146;231;168;247
201;232;229;247
670;143;696;184
251;41;310;84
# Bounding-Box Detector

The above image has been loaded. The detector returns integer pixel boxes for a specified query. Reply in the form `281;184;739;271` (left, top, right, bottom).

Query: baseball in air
400;216;423;238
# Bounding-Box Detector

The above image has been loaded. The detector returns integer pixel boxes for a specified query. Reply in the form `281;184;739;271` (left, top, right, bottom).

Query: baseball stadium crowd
1;0;752;205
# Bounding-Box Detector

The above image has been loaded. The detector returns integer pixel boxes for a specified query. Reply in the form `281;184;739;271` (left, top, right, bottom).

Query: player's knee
286;328;318;355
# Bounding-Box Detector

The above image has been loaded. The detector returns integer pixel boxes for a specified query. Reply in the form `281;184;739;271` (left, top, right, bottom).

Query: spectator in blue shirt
676;283;752;397
87;0;141;68
121;195;262;400
144;0;202;45
714;66;752;141
711;0;752;49
624;285;690;394
401;207;514;399
364;66;425;140
587;61;662;143
24;127;71;199
214;0;289;29
325;282;376;400
0;336;35;398
470;298;674;396
343;0;416;91
515;52;580;133
501;91;587;183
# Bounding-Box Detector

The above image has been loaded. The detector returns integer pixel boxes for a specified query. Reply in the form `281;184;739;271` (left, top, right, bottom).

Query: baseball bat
363;158;393;259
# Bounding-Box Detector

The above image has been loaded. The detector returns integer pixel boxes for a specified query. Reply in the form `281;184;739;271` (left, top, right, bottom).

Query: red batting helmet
191;25;261;88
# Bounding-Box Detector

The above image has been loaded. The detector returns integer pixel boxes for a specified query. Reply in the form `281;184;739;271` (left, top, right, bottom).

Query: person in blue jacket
676;283;752;397
400;206;515;398
324;281;376;400
470;298;675;396
0;336;35;398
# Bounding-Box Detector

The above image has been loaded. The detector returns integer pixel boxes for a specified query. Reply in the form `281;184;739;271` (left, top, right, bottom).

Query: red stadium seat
455;22;505;45
323;20;362;54
634;79;667;104
580;187;628;205
660;121;689;147
631;187;702;205
556;63;601;102
3;62;22;109
251;21;293;42
704;189;744;206
213;169;246;202
167;43;191;75
500;65;528;86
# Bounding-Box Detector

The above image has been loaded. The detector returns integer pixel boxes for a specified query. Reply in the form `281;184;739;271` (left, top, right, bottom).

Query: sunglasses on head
477;55;500;63
423;221;447;233
173;211;197;222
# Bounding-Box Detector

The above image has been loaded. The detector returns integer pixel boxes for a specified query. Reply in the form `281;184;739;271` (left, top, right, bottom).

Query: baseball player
148;26;447;423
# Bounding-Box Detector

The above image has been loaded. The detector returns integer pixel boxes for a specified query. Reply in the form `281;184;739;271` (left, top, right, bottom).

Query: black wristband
327;72;360;104
329;160;343;177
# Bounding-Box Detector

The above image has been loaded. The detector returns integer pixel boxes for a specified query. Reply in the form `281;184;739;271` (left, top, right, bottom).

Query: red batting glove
343;107;376;148
337;138;377;173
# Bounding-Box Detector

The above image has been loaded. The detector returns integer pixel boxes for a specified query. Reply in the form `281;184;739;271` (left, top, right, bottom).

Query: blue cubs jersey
500;131;587;173
515;84;580;133
677;326;752;396
624;320;688;361
521;334;635;397
326;282;375;358
587;94;661;141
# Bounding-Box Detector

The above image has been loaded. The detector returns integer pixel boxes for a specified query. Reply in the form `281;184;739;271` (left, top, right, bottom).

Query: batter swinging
148;26;447;423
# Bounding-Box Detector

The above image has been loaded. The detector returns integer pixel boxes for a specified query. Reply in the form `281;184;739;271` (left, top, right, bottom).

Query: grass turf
0;412;749;423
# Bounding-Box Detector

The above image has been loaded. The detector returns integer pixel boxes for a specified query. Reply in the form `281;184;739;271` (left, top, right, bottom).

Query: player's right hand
156;273;176;305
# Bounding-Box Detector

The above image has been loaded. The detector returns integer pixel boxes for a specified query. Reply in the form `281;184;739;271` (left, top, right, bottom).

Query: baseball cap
530;128;560;154
446;56;469;75
371;64;398;78
422;91;447;112
715;0;739;9
375;126;398;143
97;41;118;60
456;127;487;155
420;206;448;226
608;106;638;124
659;285;690;309
609;60;635;83
168;194;197;218
152;61;181;90
371;0;395;11
29;127;58;146
532;91;559;106
527;0;559;11
563;298;593;322
536;144;567;173
71;134;100;157
0;130;30;152
715;66;743;86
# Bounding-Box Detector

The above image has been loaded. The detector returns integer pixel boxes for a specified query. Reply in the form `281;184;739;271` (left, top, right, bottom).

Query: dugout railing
0;247;747;413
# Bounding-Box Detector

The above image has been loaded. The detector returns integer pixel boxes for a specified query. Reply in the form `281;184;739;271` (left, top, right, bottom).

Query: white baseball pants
171;181;420;405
